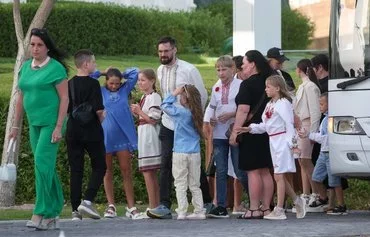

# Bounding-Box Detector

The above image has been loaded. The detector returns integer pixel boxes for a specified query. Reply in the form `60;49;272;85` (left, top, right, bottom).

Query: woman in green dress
9;28;69;230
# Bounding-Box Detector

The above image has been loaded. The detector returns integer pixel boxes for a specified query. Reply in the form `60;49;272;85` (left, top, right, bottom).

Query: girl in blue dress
100;68;144;219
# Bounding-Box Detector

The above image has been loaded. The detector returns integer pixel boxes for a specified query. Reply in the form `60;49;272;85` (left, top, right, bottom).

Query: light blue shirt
161;95;200;153
309;112;328;152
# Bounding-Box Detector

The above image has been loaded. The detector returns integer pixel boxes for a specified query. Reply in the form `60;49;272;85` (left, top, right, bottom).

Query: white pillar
233;0;281;56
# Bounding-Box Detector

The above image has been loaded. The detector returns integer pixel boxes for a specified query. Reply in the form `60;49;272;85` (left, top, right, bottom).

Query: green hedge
0;2;227;57
282;7;315;49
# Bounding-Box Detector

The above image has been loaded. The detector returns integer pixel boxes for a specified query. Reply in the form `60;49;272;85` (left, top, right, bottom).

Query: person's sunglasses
31;28;47;35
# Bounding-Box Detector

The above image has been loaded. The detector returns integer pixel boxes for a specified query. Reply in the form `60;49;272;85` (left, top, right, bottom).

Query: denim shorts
312;152;341;187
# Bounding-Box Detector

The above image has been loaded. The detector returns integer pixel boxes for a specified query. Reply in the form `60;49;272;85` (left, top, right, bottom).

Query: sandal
261;208;271;216
125;206;146;220
104;204;117;218
237;209;263;219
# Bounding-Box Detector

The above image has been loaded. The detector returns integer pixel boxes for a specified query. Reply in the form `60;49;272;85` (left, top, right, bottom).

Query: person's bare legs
103;153;115;205
335;186;345;206
274;174;285;208
143;170;160;209
312;181;327;199
299;158;315;194
244;169;263;217
260;168;274;214
233;179;244;211
116;150;136;208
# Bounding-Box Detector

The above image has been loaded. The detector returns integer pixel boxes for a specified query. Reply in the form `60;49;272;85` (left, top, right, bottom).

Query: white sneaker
77;201;101;219
177;213;186;220
263;207;287;220
186;212;206;220
308;193;319;206
294;196;307;219
104;204;117;218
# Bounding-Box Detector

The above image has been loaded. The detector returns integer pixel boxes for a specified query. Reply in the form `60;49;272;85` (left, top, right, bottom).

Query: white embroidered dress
137;92;162;171
249;98;296;174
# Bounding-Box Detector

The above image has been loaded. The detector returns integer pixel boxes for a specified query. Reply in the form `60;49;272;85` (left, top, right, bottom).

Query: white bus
329;0;370;177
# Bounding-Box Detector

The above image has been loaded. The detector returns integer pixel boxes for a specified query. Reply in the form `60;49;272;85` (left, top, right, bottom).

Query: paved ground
1;211;370;237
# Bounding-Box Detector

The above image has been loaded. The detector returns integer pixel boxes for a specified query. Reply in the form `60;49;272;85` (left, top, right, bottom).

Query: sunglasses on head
31;28;47;35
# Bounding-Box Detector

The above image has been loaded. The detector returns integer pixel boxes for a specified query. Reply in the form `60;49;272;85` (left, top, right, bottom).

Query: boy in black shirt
66;49;106;220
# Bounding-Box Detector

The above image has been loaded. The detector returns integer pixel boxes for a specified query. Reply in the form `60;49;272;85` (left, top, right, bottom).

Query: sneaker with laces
72;211;82;221
176;213;186;220
308;193;319;206
327;205;348;215
204;203;215;215
307;197;328;213
104;204;117;218
294;196;307;219
147;204;172;219
77;200;101;219
263;207;287;220
207;206;229;218
187;211;206;220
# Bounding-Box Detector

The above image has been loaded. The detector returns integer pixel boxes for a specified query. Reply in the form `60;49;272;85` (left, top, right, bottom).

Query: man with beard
147;36;212;219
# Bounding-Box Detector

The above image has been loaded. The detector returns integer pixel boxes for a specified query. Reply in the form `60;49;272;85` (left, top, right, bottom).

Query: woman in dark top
230;50;274;219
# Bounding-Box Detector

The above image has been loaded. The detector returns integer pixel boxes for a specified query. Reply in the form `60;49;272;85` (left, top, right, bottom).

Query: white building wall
233;0;281;56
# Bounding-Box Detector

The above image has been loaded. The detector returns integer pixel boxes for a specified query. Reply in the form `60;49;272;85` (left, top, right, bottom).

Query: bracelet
11;126;19;129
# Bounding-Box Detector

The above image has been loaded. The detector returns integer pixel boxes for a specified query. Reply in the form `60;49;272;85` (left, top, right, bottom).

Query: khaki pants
172;152;204;214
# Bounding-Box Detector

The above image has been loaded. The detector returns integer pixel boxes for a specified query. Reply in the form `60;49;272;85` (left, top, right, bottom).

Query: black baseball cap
266;47;289;63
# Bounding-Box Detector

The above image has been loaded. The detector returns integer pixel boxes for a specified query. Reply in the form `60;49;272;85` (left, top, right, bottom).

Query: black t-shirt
281;70;296;91
235;73;270;125
319;76;328;93
66;76;104;141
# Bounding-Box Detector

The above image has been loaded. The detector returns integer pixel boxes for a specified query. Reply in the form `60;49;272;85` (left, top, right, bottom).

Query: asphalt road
1;211;370;237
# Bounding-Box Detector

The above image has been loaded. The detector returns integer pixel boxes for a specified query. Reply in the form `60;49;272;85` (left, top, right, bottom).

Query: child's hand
217;112;235;124
130;104;141;115
172;87;184;96
294;114;302;130
210;117;217;126
238;126;251;134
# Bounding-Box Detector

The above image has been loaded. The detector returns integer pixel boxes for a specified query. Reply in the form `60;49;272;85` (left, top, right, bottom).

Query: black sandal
237;209;263;219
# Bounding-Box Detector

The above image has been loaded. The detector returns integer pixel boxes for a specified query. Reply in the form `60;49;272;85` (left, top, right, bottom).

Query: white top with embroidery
249;98;296;173
204;78;242;139
250;98;295;148
158;59;208;131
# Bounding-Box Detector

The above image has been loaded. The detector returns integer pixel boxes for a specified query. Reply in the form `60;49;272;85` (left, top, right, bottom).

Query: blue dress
101;68;138;153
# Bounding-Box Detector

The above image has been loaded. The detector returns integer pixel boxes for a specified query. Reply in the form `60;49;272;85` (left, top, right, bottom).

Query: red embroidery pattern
265;104;274;119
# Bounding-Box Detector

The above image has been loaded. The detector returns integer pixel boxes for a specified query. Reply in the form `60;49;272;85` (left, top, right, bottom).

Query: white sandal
104;204;117;218
125;206;147;220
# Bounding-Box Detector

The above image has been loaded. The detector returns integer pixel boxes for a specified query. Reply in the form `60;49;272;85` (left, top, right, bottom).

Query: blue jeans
312;152;341;187
213;139;248;207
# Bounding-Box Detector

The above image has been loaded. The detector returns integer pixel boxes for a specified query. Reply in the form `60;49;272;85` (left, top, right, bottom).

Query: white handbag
0;138;17;182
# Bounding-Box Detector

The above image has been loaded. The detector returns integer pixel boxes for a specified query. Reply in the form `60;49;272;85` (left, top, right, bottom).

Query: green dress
18;58;67;218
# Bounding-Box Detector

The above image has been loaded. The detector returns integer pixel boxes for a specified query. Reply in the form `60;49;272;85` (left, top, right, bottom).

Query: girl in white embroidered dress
240;75;306;220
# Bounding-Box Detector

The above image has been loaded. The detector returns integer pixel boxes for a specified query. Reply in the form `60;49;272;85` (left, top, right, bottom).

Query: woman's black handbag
70;80;95;125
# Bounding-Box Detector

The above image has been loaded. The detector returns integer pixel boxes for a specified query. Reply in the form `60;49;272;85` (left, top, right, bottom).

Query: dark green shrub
0;2;227;57
282;7;315;49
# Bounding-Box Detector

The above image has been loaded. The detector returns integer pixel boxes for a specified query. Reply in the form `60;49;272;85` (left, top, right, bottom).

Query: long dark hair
245;50;273;78
30;28;68;73
297;59;320;89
